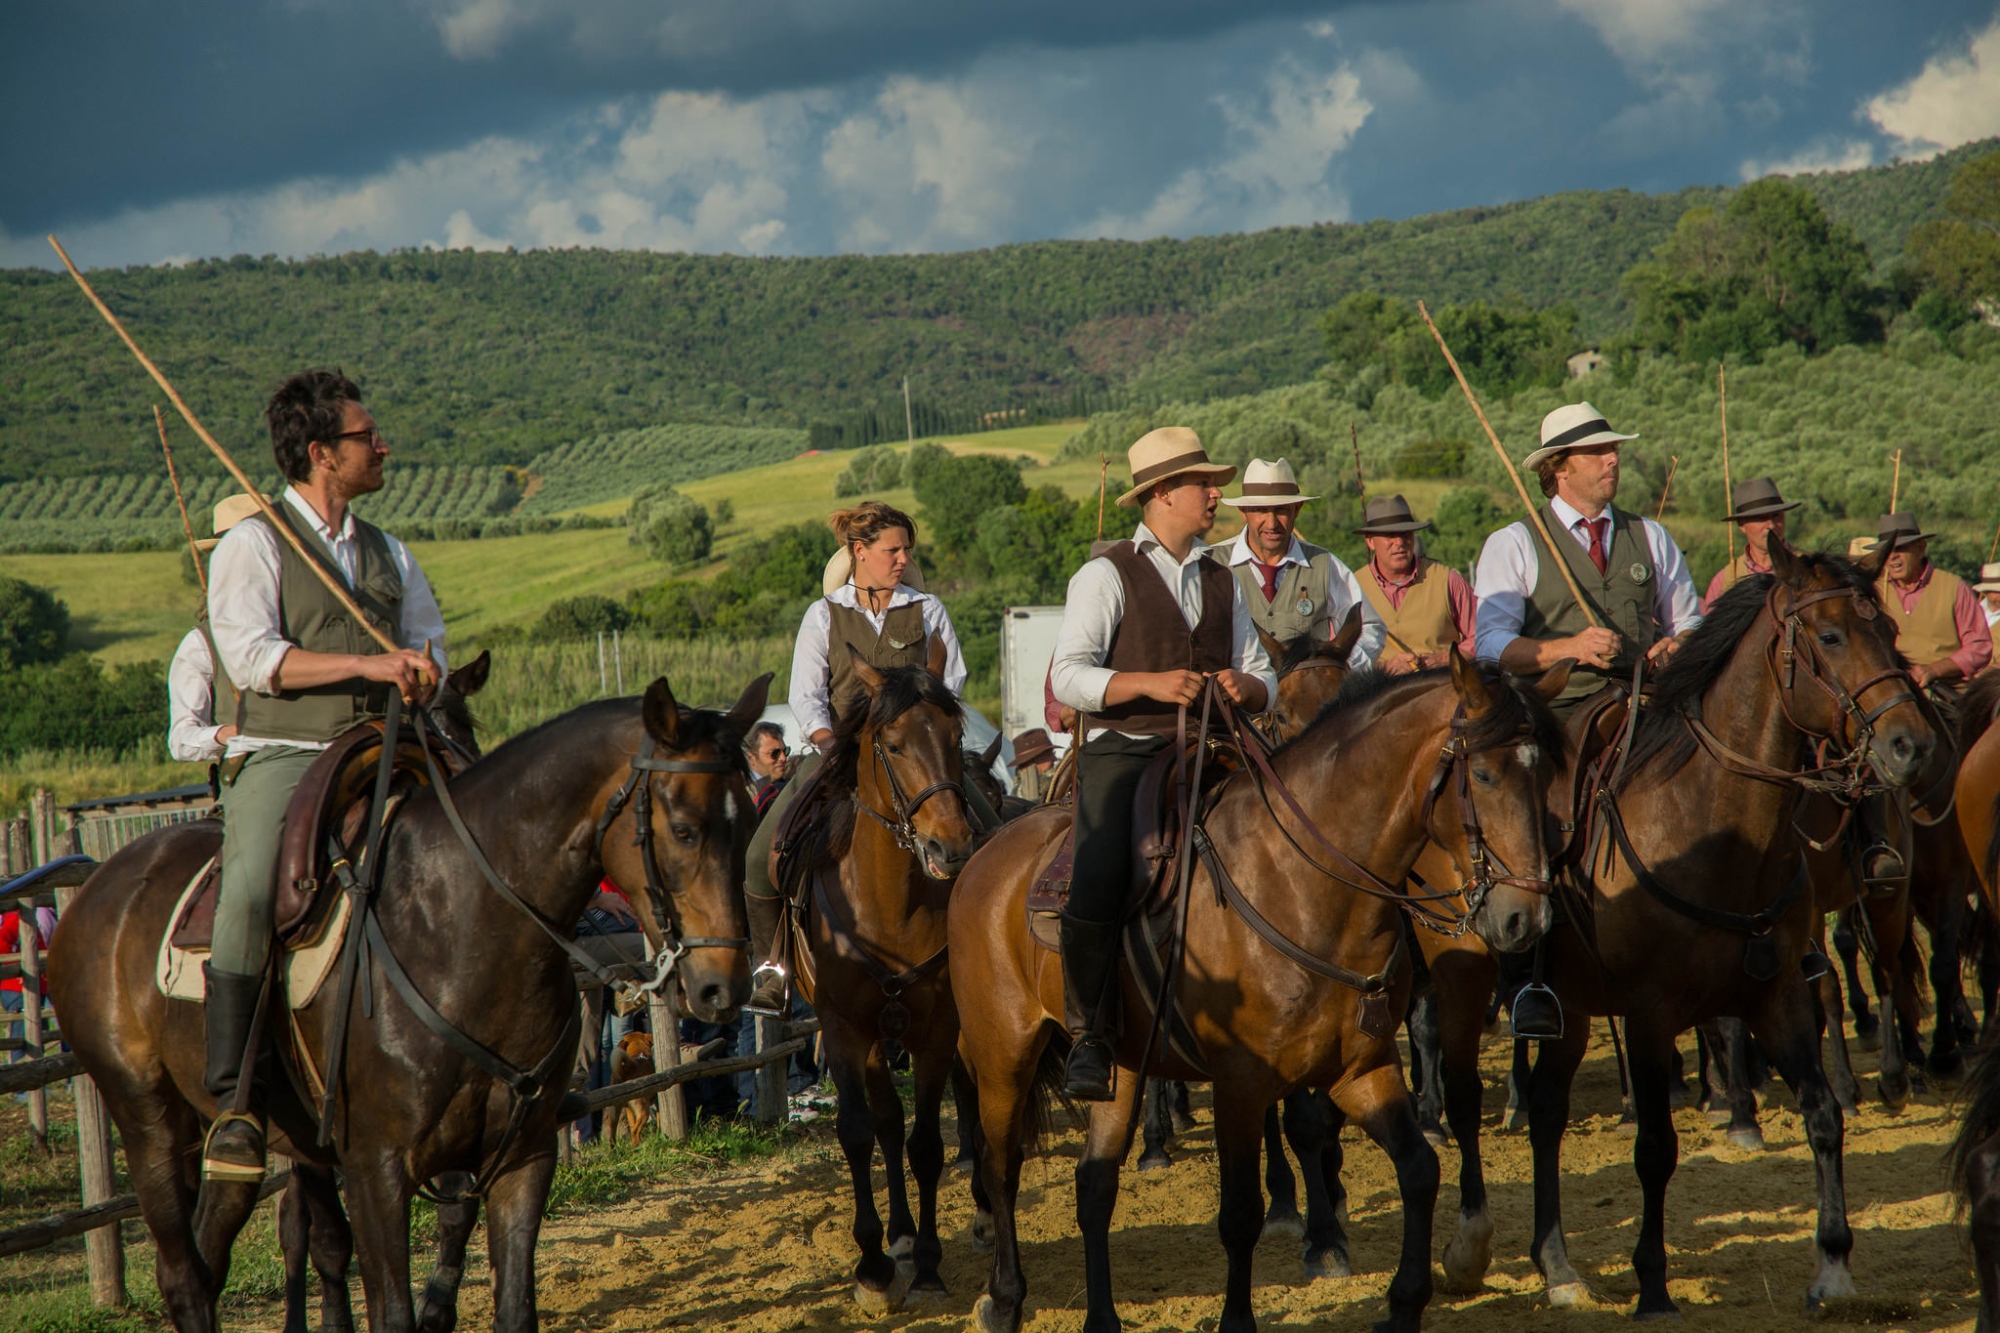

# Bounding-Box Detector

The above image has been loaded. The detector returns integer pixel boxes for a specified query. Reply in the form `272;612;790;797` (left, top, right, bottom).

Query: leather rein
851;735;967;856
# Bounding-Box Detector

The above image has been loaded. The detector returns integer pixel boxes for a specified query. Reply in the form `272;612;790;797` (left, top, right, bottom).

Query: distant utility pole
903;375;914;442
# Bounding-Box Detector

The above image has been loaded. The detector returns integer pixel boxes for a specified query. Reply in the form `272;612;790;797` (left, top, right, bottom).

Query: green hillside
5;143;1986;484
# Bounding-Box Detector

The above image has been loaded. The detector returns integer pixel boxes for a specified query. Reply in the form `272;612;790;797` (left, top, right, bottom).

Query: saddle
768;758;843;908
1551;683;1632;872
168;720;453;954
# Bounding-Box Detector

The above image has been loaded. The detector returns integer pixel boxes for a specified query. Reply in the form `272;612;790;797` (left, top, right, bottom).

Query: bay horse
952;652;1569;1333
47;672;767;1333
785;652;980;1311
1523;545;1933;1316
1951;666;2000;1330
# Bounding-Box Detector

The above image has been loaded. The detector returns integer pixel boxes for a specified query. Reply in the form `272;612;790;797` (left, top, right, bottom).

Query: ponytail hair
830;501;918;551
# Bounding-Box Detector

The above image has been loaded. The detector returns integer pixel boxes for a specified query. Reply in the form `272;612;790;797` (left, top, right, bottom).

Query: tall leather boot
1058;915;1123;1101
743;892;789;1018
201;963;268;1182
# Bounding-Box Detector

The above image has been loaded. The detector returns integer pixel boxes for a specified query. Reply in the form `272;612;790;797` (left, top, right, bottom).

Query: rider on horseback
1048;428;1276;1100
1353;493;1479;674
1216;457;1382;665
1705;477;1800;609
201;370;445;1182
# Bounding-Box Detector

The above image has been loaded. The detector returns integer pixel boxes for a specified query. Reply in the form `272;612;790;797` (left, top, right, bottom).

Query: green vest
1518;504;1659;704
235;503;404;745
1230;540;1337;644
824;597;929;726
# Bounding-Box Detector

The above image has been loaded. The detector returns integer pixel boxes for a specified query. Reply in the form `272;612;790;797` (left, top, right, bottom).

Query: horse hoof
1262;1210;1305;1242
1876;1079;1909;1114
1614;1117;1638;1138
1726;1126;1766;1152
1503;1108;1529;1133
1929;1054;1966;1084
974;1293;1019;1333
1806;1251;1857;1309
1440;1210;1494;1293
953;1156;977;1176
1421;1127;1449;1150
1634;1303;1682;1321
1667;1082;1692;1109
853;1282;900;1317
1547;1282;1594;1308
1303;1248;1352;1281
1854;1024;1880;1054
1136;1153;1172;1173
906;1277;949;1303
1172;1110;1197;1133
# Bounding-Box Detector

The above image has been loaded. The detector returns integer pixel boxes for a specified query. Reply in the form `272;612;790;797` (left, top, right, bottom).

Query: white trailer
1000;605;1066;744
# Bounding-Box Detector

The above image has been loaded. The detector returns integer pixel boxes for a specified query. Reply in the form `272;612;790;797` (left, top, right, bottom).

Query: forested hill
6;141;1986;480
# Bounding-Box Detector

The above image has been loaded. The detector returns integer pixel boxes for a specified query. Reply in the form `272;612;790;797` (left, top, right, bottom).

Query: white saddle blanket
155;856;351;1008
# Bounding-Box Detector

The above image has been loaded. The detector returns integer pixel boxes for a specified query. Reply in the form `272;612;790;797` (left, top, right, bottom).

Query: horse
47;671;768;1333
1951;667;2000;1330
951;652;1568;1333
783;651;981;1311
1520;545;1933;1316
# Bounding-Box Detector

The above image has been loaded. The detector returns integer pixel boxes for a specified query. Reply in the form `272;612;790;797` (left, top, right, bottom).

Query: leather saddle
170;720;453;952
768;758;843;906
1551;683;1632;872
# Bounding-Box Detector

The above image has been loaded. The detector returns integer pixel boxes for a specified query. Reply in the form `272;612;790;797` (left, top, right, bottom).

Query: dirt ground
442;1027;1980;1333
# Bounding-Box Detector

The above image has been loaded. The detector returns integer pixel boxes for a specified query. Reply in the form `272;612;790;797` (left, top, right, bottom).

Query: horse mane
1620;551;1887;788
823;665;963;794
1273;632;1324;675
1960;670;2000;754
471;696;749;775
1273;661;1566;761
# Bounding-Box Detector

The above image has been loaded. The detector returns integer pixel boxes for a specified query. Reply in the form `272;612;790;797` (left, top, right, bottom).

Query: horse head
610;671;771;1022
844;647;977;881
427;649;491;758
1261;605;1365;743
1766;542;1933;788
1436;650;1570;955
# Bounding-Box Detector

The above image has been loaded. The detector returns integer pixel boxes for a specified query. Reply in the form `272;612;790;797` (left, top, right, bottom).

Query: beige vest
1880;566;1965;667
1230;540;1337;644
1357;557;1456;657
1712;551;1763;598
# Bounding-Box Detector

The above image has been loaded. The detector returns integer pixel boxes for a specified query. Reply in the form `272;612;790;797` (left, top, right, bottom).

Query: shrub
0;656;164;758
900;443;952;494
627;485;714;568
913;455;1027;554
833;445;905;498
1394;439;1467;478
713;497;735;527
0;578;70;669
535;596;632;639
1424;487;1512;574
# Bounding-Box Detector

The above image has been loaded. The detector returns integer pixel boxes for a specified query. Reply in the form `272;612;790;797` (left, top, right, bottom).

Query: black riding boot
1059;914;1123;1101
744;892;789;1018
201;963;268;1182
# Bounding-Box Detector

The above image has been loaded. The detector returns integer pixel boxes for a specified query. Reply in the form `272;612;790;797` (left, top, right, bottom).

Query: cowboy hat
1523;401;1639;471
194;493;261;552
1352;493;1432;536
1975;563;2000;594
1875;511;1936;550
1725;477;1801;522
1114;427;1235;508
1009;728;1057;769
821;546;926;596
1220;458;1317;508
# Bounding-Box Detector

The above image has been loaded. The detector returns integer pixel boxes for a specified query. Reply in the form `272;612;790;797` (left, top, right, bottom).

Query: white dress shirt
1220;530;1385;668
1050;523;1279;740
790;582;967;742
168;628;228;763
208;487;448;753
1472;493;1703;661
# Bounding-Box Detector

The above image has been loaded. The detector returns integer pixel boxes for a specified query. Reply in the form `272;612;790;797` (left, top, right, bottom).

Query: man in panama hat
1048;426;1277;1099
1976;563;2000;666
1705;477;1802;610
1874;511;1990;691
1353;494;1477;674
169;494;263;764
1217;458;1382;667
1473;401;1703;708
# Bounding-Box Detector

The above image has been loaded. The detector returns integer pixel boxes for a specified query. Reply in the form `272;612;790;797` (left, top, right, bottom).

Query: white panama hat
1220;458;1318;508
1523;401;1639;471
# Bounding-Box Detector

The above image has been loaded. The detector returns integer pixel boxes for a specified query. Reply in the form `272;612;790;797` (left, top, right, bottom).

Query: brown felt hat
1725;477;1802;522
1009;728;1057;769
1352;493;1432;536
1875;511;1936;550
1114;427;1235;508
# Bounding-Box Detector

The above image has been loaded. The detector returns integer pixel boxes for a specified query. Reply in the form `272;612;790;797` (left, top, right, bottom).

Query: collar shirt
167;628;228;763
1472;493;1703;662
1050;523;1279;740
207;486;448;755
1221;530;1384;668
788;581;966;742
1985;602;2000;631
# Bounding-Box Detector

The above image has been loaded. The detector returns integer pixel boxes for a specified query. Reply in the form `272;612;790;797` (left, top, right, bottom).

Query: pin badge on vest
1629;563;1651;585
1295;596;1314;617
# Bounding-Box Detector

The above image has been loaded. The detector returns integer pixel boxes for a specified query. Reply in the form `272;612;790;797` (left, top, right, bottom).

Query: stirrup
1800;945;1833;982
1061;1034;1116;1102
1860;843;1906;891
1510;983;1564;1041
744;961;789;1018
201;1111;268;1183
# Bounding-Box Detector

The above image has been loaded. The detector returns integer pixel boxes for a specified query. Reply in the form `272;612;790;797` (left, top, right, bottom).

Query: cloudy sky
7;0;2000;269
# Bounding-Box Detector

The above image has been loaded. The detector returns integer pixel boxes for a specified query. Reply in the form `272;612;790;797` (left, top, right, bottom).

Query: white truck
999;605;1066;747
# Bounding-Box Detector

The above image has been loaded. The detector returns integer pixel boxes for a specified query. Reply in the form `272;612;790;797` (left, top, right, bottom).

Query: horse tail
1952;1034;2000;1217
1020;1031;1080;1156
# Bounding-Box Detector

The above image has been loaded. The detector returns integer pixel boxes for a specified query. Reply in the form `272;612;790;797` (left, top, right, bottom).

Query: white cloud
1552;0;1738;69
1865;16;2000;157
1739;138;1874;182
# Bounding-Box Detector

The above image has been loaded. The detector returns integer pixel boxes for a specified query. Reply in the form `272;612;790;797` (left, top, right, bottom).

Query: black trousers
1068;733;1168;924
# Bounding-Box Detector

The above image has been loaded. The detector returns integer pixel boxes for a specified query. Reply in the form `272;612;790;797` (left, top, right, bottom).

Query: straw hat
1352;494;1432;536
1974;563;2000;593
1523;401;1639;471
1875;511;1936;550
1114;427;1236;508
821;546;926;596
194;494;261;551
1220;458;1316;509
1846;536;1877;558
1725;477;1802;522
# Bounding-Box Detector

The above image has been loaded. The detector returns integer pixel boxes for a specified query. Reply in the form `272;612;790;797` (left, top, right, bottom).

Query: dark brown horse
951;653;1568;1333
1951;667;2000;1330
47;673;766;1333
787;654;980;1311
1524;547;1933;1316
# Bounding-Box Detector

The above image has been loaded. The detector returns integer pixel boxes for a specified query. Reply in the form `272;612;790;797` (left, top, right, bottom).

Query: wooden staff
1889;448;1903;513
1096;456;1108;541
1417;301;1601;629
1720;365;1734;568
1348;422;1365;498
1655;454;1679;522
155;406;206;595
1987;513;2000;564
49;236;419;672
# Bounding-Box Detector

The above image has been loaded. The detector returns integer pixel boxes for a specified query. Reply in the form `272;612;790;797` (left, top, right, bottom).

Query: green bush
913;454;1027;554
1425;487;1513;573
900;443;952;494
627;484;714;568
0;656;164;758
0;578;70;669
1394;439;1468;478
833;445;905;498
535;596;632;639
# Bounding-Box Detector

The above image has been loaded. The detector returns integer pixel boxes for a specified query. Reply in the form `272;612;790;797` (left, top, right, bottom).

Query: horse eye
886;742;903;756
1471;766;1498;787
1818;631;1842;648
671;824;697;845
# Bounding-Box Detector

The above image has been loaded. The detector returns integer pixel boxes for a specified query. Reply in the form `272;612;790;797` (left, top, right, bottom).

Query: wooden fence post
646;984;687;1141
30;790;53;868
57;877;127;1306
20;903;45;1153
753;1015;785;1126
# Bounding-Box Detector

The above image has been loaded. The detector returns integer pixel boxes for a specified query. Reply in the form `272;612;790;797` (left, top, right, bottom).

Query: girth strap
808;861;948;996
1599;791;1809;937
1194;826;1405;996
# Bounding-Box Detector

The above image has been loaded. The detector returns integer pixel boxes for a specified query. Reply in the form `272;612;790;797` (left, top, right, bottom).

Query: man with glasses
201;368;445;1182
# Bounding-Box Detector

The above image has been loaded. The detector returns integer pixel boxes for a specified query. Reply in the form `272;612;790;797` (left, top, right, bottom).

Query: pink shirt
1886;564;1994;678
1368;559;1478;657
1703;550;1771;612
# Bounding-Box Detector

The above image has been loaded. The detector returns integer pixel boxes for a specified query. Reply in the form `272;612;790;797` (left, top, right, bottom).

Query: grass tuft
543;1117;794;1215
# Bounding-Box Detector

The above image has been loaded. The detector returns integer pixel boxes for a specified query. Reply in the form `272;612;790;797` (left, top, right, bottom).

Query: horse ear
642;677;683;747
447;649;491;698
849;647;886;698
726;672;773;738
1255;625;1288;665
1326;604;1364;661
926;632;948;680
1850;541;1887;582
980;733;1003;768
1534;659;1574;701
1448;645;1495;714
1768;538;1807;585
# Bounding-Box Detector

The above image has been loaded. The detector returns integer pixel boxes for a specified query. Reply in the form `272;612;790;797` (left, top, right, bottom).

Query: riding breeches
213;744;320;976
1067;733;1168;925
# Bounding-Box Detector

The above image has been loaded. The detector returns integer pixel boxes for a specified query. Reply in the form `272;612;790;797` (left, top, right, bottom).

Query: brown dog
607;1031;656;1144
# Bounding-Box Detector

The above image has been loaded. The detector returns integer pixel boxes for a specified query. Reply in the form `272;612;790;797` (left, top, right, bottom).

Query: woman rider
742;500;999;1015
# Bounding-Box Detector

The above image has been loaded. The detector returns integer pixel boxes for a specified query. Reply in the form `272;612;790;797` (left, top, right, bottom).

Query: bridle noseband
1415;709;1556;928
853;735;965;859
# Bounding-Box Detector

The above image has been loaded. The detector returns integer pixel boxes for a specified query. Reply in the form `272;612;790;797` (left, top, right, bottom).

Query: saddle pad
156;855;353;1009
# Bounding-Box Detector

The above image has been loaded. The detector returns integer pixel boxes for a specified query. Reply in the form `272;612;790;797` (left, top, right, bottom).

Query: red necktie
1253;560;1282;601
1583;518;1609;575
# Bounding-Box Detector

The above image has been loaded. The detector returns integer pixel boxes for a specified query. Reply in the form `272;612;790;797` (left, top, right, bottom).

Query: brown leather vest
824;598;929;725
1095;540;1235;739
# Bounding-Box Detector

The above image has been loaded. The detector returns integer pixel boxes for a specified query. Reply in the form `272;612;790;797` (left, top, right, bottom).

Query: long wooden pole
1348;422;1366;498
1096;456;1108;541
1417;300;1601;629
49;236;413;667
155;406;207;596
1720;366;1734;568
1889;448;1903;513
1988;514;2000;564
1655;454;1679;522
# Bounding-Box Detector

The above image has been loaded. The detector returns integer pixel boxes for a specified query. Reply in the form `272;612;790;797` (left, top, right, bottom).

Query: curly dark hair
266;369;361;484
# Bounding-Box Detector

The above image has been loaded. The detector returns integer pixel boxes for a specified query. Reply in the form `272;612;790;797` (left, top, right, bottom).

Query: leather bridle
852;735;966;866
